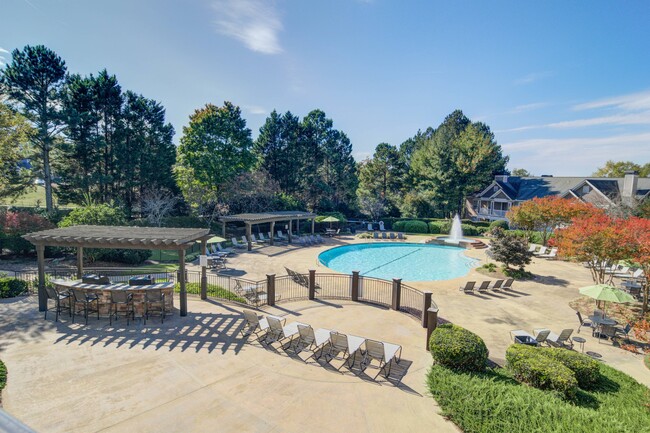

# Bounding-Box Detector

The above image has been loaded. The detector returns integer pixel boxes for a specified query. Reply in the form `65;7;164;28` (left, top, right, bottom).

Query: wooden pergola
219;211;317;251
23;225;211;317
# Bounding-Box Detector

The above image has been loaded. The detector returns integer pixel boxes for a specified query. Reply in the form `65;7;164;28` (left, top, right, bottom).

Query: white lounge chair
538;247;558;259
231;237;247;249
265;316;307;346
277;230;288;240
363;339;403;380
217;242;235;255
527;244;537;253
295;325;332;361
327;331;365;370
241;309;276;338
533;246;547;256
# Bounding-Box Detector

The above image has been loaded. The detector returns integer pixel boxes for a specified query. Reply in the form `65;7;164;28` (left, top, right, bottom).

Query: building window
493;186;498;193
582;185;590;194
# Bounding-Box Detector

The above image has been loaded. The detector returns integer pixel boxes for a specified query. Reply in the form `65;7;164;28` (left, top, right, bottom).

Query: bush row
0;277;29;298
429;323;489;372
506;344;600;399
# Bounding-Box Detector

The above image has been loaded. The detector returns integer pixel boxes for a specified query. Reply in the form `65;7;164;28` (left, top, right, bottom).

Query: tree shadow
534;275;570;287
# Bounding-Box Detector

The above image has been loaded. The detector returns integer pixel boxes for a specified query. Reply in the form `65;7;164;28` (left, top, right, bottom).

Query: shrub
315;212;348;223
490;229;533;270
490;220;509;230
508;229;545;244
100;249;151;265
0;278;28;298
427;221;442;234
429;323;489;372
0;359;6;394
59;203;126;227
0;210;55;254
506;344;578;399
393;220;429;233
542;348;600;389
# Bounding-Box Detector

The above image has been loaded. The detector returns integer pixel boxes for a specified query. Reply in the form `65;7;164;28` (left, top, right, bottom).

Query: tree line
1;44;510;223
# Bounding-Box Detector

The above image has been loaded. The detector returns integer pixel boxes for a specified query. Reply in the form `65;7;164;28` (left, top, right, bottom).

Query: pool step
470;240;488;249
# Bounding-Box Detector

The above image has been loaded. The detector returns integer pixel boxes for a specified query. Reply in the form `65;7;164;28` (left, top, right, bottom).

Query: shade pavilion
23;225;211;316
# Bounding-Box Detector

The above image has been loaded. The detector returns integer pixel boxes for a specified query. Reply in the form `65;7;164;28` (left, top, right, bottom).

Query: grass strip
174;282;246;304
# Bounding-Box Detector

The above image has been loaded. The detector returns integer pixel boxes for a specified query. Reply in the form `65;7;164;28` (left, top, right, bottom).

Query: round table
572;336;586;353
588;316;618;339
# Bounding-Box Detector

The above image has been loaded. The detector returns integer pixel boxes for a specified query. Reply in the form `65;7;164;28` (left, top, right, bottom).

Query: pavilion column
200;239;207;300
37;244;46;312
179;248;187;316
222;221;226;239
245;223;252;251
287;220;293;243
297;218;300;235
269;221;275;246
76;247;84;279
311;218;315;234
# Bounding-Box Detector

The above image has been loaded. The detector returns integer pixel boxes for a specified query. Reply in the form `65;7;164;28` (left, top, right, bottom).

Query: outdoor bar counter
52;279;175;316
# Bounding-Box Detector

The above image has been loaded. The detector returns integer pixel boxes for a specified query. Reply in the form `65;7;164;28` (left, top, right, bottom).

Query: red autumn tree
553;212;630;285
621;217;650;314
507;196;594;246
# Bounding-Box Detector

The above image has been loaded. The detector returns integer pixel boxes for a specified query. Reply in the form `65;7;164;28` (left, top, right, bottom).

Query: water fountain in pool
441;214;475;244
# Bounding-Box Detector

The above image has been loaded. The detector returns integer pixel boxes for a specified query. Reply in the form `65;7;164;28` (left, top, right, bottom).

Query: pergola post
36;244;46;312
311;218;315;234
179;248;187;316
296;218;300;235
200;239;207;300
221;221;226;239
76;246;84;279
269;221;275;246
245;223;252;251
287;219;293;243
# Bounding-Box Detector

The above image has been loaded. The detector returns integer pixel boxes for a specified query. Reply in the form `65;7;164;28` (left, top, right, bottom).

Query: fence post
391;278;401;311
266;274;276;307
351;271;360;301
422;292;432;328
308;269;316;300
425;306;440;351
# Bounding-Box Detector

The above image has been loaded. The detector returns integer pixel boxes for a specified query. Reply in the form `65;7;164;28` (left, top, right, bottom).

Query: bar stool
144;289;166;324
71;288;99;325
110;290;134;326
45;286;71;322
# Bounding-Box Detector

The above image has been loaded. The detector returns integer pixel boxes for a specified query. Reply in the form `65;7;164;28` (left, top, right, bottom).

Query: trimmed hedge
0;358;6;395
542;347;600;389
429;323;489;372
393;220;429;233
506;345;578;399
0;277;28;298
490;220;509;230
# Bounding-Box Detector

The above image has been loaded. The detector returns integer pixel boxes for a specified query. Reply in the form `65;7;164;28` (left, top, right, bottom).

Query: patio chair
363;339;403;380
231;237;247;249
367;223;373;231
45;285;71;322
110;290;134;326
240;309;277;339
459;281;476;293
326;331;352;369
533;246;547;256
397;232;404;240
612;267;635;279
241;235;251;247
373;232;379;240
251;234;265;245
615;323;632;343
501;278;515;290
511;329;549;346
605;265;628;275
71;288;100;325
295;325;331;361
476;281;491;293
144;289;166;324
490;279;504;290
270;231;285;243
545;328;574;348
599;325;618;344
277;230;288;240
389;232;396;240
217;243;235;255
233;280;268;306
265;316;306;347
576;311;592;334
381;232;388;240
527;244;537;253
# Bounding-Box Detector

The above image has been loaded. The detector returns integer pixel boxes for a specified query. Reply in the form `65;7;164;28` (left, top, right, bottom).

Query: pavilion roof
23;225;211;250
219;211;317;224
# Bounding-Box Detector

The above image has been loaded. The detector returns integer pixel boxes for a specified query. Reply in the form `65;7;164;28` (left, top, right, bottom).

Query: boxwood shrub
506;344;578;399
429;323;489;372
0;278;28;298
542;347;600;389
393;220;429;234
490;220;509;230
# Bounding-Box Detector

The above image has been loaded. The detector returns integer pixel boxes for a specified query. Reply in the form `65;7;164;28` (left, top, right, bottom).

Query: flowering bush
0;210;54;254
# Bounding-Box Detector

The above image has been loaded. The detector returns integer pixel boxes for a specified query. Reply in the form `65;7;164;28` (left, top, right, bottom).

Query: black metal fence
8;267;434;324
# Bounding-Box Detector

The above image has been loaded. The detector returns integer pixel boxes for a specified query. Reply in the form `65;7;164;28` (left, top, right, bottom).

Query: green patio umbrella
321;216;339;228
578;284;636;316
195;235;226;244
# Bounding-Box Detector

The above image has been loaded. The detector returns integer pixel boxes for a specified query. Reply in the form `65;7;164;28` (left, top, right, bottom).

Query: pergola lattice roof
23;225;211;250
218;211;317;224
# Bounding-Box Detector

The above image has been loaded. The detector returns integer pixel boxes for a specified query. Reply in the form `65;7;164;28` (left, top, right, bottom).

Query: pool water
318;243;477;282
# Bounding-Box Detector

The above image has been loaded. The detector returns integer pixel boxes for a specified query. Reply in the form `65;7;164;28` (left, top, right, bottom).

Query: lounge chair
389;232;396;240
208;245;227;257
241;235;251;247
253;233;267;244
605;265;628;275
217;242;235;255
511;329;549;346
576;311;591;334
327;331;365;370
612;267;634;278
231;237;247;249
295;325;332;361
241;310;282;339
277;230;288;241
381;232;388;240
533;246;547;256
501;278;515;290
538;328;573;348
476;281;491;293
367;223;373;231
527;244;537;253
621;269;644;281
538;247;558;259
615;323;632;343
234;280;268;306
363;339;403;380
491;279;504;290
264;316;307;346
397;232;404;240
459;281;476;293
373;232;379;240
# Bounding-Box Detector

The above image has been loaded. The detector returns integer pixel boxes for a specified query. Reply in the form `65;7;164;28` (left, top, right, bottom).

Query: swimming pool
318;243;477;282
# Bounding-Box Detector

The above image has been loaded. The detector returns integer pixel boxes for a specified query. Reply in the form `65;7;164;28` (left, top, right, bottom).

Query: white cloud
353;151;372;161
212;0;283;55
244;105;267;115
0;47;9;54
573;89;650;112
509;102;549;114
514;71;554;86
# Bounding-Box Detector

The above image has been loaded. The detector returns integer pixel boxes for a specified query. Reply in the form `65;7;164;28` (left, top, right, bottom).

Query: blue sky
2;0;650;176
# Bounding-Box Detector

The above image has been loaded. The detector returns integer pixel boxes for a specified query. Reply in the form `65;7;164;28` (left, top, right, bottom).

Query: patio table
588;315;618;338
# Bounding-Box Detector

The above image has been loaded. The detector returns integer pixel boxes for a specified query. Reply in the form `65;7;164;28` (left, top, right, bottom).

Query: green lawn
149;248;201;263
426;363;650;433
0;185;75;208
174;282;246;303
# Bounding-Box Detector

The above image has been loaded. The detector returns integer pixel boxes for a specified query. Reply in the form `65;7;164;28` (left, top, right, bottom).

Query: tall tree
410;110;508;216
594;160;650;178
175;102;255;210
511;168;532;177
0;103;34;198
357;143;405;217
1;45;67;212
